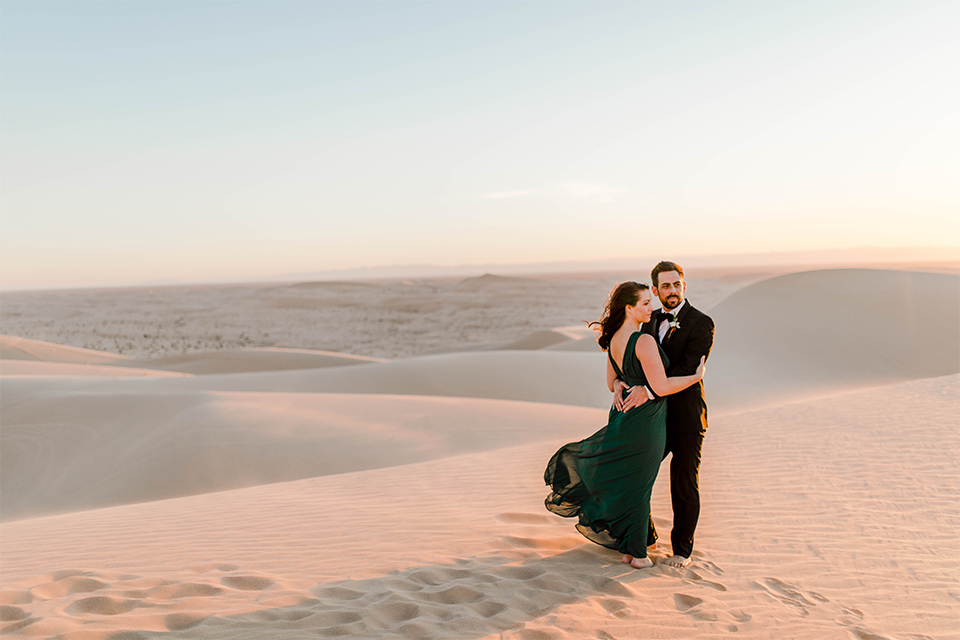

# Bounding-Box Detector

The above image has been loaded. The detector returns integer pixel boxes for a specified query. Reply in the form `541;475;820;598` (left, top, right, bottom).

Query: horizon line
2;244;958;294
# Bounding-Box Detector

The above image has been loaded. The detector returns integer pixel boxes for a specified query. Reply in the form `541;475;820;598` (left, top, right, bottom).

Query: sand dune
167;269;960;412
0;360;187;378
2;267;958;639
166;351;614;408
0;336;131;364
0;337;386;375
421;325;597;354
3;267;956;414
0;389;602;521
0;350;614;411
542;335;601;351
421;328;579;354
706;268;960;407
1;375;955;639
125;348;386;375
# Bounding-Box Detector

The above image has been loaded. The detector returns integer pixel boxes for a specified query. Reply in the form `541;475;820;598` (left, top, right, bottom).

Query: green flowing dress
544;331;668;559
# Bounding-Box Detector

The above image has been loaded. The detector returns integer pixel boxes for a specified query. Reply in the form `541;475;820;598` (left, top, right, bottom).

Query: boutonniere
663;315;680;343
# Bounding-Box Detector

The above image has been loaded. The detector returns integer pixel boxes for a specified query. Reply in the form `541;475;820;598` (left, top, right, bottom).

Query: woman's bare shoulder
634;332;657;352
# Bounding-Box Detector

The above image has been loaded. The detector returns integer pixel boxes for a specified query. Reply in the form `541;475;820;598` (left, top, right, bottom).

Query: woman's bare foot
621;554;633;564
629;556;654;569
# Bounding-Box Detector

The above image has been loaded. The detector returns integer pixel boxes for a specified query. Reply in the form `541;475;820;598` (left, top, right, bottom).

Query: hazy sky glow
2;1;958;289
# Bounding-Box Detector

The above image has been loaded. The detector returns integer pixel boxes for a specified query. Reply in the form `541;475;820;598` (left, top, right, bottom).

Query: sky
2;0;958;290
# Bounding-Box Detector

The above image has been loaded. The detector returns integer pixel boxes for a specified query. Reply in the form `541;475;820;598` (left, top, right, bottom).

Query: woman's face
627;289;654;324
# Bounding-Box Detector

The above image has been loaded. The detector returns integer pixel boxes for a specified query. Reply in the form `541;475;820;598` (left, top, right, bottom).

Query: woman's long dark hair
589;281;649;351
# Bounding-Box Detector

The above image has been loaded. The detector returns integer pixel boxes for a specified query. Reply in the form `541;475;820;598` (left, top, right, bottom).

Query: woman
544;281;705;569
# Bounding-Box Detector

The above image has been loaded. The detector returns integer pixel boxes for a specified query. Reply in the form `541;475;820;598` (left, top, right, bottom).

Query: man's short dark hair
651;261;684;287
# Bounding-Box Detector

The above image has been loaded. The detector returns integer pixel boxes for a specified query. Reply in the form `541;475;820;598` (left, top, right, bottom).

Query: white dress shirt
658;298;686;343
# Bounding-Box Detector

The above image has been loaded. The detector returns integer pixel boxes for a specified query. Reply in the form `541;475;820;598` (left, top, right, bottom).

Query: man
614;261;715;568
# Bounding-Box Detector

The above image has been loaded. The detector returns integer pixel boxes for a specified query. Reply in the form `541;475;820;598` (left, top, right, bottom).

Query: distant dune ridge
1;267;958;639
0;336;131;364
0;338;386;375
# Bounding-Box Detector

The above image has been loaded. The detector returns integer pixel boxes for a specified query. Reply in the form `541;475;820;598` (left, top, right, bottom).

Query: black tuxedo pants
647;428;704;559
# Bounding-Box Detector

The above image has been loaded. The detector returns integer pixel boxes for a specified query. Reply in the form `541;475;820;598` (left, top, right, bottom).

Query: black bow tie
660;311;676;321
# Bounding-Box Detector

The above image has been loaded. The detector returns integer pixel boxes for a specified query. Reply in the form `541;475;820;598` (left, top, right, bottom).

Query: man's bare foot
665;555;690;568
621;554;633;564
630;557;654;569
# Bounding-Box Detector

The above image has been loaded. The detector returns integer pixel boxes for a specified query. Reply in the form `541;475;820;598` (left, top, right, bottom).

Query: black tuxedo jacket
640;301;715;434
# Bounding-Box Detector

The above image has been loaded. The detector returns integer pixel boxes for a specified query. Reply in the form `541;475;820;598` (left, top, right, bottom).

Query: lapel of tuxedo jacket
675;301;693;325
663;301;693;347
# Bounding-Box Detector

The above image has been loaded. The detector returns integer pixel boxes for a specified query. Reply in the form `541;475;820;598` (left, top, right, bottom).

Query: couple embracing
545;261;715;569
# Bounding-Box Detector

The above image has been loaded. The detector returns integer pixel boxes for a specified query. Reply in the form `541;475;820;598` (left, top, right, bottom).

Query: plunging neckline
608;331;640;380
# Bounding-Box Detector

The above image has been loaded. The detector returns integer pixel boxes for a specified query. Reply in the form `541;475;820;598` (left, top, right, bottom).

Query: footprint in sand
368;601;420;625
758;577;827;614
148;582;224;600
673;593;719;621
315;586;366;601
517;629;561;640
492;565;546;581
1;609;37;636
63;577;108;595
732;610;752;623
249;607;323;622
848;627;893;640
164;612;207;631
220;575;274;591
674;593;704;612
834;604;866;626
32;574;109;599
684;569;727;592
64;595;138;616
471;600;508;618
418;584;484;605
0;605;29;622
694;558;725;575
306;610;362;625
598;598;629;618
170;583;225;598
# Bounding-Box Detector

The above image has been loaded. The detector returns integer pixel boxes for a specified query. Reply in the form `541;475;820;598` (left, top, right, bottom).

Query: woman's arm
635;334;705;397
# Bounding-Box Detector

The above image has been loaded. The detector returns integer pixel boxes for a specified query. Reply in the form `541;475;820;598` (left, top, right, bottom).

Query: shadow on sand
107;544;667;639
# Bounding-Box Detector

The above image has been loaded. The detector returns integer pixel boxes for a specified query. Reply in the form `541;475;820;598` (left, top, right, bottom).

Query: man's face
653;271;685;311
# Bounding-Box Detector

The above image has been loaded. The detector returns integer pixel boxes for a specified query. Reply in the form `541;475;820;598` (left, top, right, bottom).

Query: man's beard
662;295;681;310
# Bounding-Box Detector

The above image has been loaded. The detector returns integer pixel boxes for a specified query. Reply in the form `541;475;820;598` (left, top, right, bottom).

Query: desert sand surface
1;266;958;639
